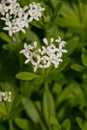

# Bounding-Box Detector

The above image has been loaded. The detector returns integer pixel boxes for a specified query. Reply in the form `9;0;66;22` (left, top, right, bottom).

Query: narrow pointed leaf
16;72;40;80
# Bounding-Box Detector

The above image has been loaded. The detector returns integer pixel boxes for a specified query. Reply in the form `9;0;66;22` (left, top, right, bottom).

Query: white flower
58;48;67;57
3;21;13;36
31;54;41;72
0;91;12;102
20;36;67;72
28;2;45;22
20;43;33;58
40;55;51;68
55;36;66;49
0;3;8;15
3;91;12;102
0;0;45;36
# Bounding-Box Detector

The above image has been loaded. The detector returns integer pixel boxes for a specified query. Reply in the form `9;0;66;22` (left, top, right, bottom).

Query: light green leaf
62;119;71;130
0;32;12;42
57;3;81;28
57;82;76;104
22;97;41;123
15;72;41;80
15;118;30;130
0;103;7;116
81;54;87;67
43;83;55;127
76;117;87;130
71;64;85;72
50;116;61;130
50;0;61;8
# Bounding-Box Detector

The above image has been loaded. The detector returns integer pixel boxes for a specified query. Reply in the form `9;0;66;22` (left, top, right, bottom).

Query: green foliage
76;117;87;130
15;118;30;130
16;72;41;80
0;0;87;130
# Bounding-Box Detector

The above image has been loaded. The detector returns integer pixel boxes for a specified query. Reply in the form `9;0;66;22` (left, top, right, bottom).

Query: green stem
9;119;14;130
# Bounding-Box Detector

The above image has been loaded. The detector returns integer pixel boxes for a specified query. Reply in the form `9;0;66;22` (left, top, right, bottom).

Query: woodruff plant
0;0;67;74
0;0;68;129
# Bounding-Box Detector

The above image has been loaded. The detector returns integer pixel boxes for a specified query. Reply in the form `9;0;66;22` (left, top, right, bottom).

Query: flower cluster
0;91;12;102
20;36;67;72
0;0;45;36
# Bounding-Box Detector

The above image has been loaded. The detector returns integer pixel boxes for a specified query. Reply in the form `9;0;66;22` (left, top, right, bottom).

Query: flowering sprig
0;91;12;102
20;36;67;72
0;0;45;36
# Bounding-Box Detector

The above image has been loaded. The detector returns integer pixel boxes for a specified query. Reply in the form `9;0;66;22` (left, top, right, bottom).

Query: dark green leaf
65;37;79;55
57;58;70;72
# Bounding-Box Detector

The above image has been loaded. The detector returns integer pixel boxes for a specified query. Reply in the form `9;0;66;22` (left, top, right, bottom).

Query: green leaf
22;97;41;123
57;58;70;72
0;32;12;42
26;30;41;44
69;84;86;107
65;37;79;55
62;119;71;130
83;73;87;80
76;117;83;130
50;0;61;8
57;82;76;104
0;124;6;130
57;3;81;29
50;116;59;125
51;1;62;23
15;118;30;130
15;72;41;80
50;116;61;130
31;20;43;29
0;103;7;116
3;43;14;50
47;25;59;38
76;117;87;130
81;54;87;67
43;83;55;127
71;64;85;72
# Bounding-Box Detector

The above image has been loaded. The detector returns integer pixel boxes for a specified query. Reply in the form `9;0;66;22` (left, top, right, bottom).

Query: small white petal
43;38;48;45
50;38;54;44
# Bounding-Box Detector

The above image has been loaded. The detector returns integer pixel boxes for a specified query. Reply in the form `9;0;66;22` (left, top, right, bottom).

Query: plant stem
9;119;14;130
